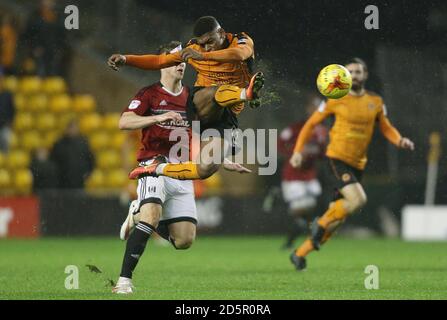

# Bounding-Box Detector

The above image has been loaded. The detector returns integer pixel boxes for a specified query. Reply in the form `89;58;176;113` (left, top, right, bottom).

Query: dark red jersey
122;82;191;162
278;120;327;181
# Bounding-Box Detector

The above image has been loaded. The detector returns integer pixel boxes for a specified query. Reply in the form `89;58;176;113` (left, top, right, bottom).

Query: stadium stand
0;75;134;195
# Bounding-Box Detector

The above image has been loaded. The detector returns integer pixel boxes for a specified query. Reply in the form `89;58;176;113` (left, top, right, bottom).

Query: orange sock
214;85;245;108
295;231;334;258
321;231;332;244
318;199;348;229
160;162;200;180
295;239;314;257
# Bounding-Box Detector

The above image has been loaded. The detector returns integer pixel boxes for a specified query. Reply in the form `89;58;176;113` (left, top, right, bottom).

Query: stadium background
0;0;446;239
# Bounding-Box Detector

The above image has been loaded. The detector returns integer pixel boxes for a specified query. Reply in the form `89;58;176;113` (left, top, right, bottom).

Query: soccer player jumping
289;58;415;271
108;16;264;182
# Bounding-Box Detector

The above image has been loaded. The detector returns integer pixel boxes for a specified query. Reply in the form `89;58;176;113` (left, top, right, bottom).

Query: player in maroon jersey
113;41;250;294
278;95;327;249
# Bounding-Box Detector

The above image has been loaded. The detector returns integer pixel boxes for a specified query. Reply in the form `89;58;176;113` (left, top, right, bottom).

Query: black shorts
187;86;240;155
327;157;364;200
187;86;239;136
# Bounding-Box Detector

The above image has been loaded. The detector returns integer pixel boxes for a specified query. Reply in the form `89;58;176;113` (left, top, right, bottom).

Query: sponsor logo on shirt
128;100;141;110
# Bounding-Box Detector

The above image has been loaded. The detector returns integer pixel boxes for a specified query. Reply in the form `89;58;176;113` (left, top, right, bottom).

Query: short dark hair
345;57;368;72
157;41;182;55
193;16;220;37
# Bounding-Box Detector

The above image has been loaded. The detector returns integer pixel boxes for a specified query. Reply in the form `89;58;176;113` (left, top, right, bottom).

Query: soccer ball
316;64;352;99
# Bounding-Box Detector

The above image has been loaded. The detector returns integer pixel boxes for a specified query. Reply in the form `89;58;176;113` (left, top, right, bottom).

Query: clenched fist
181;48;204;62
155;111;183;124
399;137;415;151
289;152;303;168
107;54;126;71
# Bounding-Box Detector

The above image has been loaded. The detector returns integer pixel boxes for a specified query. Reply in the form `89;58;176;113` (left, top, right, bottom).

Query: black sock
156;222;170;241
120;221;155;278
285;217;308;245
155;223;178;249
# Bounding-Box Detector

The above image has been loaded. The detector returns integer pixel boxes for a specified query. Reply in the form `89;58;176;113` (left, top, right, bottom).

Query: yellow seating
42;131;59;149
9;131;18;149
0;169;11;188
14;93;27;112
97;150;121;170
89;132;110;151
6;150;31;169
42;77;67;95
79;113;102;134
105;169;128;188
124;151;137;170
73;94;96;113
56;113;78;131
13;112;33;131
103;113;121;131
36;113;57;131
0;152;5;167
14;169;33;194
2;76;18;93
19;76;42;95
4;75;128;195
110;132;126;150
20;131;42;151
85;169;105;189
49;94;71;113
28;94;48;113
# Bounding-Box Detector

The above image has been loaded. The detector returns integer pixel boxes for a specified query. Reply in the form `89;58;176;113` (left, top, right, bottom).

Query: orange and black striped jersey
294;91;402;170
124;32;254;88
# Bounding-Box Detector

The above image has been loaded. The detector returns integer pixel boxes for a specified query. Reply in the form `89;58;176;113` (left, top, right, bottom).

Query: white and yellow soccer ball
316;64;352;99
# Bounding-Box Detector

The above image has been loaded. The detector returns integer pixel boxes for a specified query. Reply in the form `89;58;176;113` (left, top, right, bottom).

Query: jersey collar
159;81;184;96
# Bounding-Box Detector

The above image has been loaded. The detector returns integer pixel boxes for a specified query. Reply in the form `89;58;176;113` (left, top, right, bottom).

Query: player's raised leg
113;203;161;294
129;136;229;180
191;71;265;121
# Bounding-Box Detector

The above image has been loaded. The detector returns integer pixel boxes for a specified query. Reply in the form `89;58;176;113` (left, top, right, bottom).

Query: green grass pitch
1;236;446;299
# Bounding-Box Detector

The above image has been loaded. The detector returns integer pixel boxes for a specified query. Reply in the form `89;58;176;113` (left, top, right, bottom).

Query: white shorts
281;179;322;211
136;159;197;224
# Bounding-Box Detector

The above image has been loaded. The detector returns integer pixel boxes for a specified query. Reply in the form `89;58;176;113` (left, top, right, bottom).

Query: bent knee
346;195;367;213
173;237;194;250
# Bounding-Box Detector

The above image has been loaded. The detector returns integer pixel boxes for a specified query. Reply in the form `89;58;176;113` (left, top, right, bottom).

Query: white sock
156;163;167;175
240;88;247;100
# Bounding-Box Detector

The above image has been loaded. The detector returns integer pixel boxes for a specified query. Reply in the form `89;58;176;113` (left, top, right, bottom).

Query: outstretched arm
119;111;183;130
181;37;254;62
290;111;329;168
202;43;254;62
108;52;182;71
378;108;414;150
293;112;328;154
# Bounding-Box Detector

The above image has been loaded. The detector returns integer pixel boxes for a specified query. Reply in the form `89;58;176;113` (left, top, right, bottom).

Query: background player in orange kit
289;58;415;271
108;16;264;182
